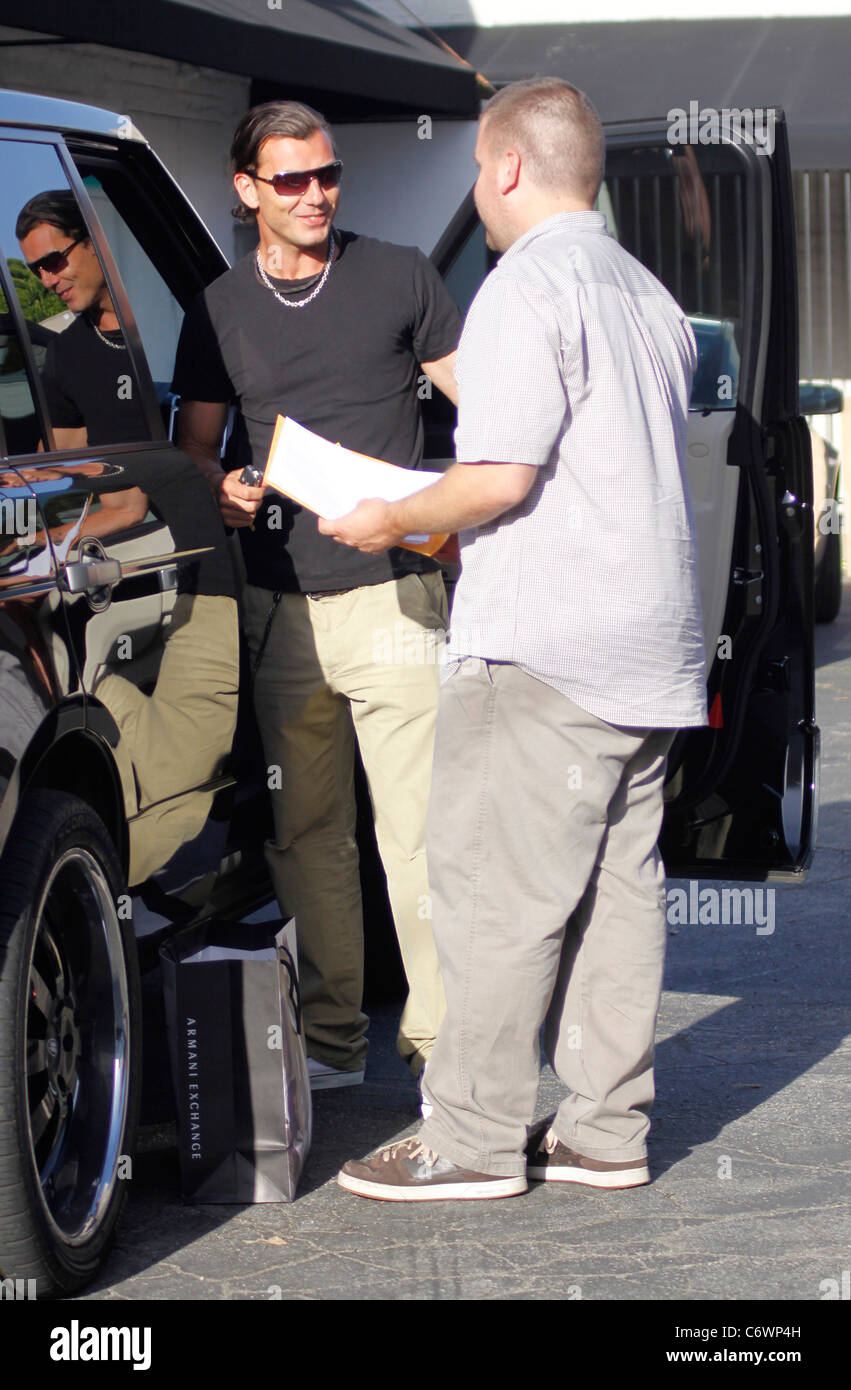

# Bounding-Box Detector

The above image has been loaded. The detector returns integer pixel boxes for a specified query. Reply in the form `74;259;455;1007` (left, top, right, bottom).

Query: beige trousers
243;573;447;1076
420;658;674;1174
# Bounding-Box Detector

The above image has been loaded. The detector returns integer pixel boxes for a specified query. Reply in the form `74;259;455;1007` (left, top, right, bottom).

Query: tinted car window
443;219;493;317
602;142;748;411
0;139;151;451
0;273;43;456
442;142;749;414
79;172;183;387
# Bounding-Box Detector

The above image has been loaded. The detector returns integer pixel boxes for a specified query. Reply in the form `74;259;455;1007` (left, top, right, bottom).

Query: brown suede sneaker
338;1137;528;1202
526;1121;650;1189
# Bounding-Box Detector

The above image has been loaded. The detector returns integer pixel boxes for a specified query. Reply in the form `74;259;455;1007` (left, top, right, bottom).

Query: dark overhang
0;0;480;117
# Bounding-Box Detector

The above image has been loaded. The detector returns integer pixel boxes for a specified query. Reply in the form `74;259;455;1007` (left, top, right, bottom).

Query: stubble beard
260;208;336;270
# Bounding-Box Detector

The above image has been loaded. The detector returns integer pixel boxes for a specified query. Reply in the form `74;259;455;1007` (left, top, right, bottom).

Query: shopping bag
160;918;312;1202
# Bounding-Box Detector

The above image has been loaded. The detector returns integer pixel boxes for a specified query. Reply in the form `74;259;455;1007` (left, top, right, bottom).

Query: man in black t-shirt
16;190;147;448
172;101;461;1091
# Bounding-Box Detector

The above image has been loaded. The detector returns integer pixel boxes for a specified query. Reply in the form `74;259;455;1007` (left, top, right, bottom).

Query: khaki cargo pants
243;573;447;1077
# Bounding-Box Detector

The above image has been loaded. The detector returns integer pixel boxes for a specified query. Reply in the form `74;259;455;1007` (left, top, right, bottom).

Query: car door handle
59;544;212;597
61;557;123;593
117;546;213;579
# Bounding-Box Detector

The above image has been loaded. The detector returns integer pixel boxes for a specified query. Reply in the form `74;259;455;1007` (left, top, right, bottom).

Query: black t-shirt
42;314;149;446
171;231;461;592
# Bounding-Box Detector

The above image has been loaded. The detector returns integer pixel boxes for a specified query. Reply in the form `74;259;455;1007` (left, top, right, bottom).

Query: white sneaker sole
527;1163;649;1188
337;1172;527;1201
309;1069;365;1092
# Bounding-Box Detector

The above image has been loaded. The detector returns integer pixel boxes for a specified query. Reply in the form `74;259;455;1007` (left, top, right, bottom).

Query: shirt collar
500;210;607;264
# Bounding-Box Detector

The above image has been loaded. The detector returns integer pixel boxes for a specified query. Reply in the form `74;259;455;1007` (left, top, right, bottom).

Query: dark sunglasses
26;234;87;279
250;161;343;196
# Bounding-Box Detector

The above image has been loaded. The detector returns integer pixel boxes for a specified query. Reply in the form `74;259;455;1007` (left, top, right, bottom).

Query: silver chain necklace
90;317;126;350
255;233;336;308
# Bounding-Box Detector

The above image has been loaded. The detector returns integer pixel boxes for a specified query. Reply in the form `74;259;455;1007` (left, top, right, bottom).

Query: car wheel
0;790;140;1297
815;525;842;624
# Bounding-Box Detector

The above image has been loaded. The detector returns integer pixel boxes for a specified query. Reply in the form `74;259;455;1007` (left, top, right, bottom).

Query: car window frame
63;137;227;309
0;131;63;456
55;135;166;447
0;124;229;467
0;126;164;457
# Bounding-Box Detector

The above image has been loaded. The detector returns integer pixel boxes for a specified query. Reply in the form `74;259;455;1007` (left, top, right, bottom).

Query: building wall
333;119;477;253
0;26;250;260
360;1;851;25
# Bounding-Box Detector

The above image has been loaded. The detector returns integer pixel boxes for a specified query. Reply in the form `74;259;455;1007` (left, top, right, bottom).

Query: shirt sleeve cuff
454;442;552;467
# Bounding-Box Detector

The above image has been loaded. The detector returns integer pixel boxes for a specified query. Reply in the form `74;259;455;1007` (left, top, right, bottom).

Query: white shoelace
541;1129;559;1155
379;1138;438;1167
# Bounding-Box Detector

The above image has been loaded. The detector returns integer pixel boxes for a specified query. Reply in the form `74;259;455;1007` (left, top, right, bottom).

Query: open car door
428;109;816;883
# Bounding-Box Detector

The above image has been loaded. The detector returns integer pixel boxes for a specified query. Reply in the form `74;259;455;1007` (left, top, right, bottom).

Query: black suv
0;90;274;1296
0;91;818;1296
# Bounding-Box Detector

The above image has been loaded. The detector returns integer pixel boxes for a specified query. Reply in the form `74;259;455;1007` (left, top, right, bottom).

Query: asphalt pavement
76;587;851;1303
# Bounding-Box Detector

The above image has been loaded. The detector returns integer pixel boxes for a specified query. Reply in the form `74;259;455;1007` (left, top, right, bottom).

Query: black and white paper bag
161;919;311;1203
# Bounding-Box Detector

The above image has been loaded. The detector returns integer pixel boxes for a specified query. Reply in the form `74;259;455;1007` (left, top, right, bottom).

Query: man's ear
233;171;259;213
497;150;521;196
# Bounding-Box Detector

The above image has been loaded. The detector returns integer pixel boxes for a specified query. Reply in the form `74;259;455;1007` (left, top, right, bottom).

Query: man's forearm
318;461;538;553
390;462;534;535
181;440;226;497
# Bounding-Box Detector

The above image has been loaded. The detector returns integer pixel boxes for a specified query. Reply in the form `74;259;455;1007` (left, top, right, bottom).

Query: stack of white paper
262;416;448;553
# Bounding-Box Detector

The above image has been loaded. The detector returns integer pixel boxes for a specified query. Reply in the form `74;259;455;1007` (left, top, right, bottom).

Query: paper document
263;416;449;556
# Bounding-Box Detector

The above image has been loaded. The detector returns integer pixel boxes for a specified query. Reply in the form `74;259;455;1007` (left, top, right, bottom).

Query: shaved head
480;78;605;204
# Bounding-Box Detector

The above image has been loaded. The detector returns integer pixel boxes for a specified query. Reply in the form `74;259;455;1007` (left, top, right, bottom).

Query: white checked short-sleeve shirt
449;210;708;729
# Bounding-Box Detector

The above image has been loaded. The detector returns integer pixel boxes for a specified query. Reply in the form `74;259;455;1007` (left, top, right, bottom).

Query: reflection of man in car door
16;190;148;449
15;195;239;885
0;462;146;555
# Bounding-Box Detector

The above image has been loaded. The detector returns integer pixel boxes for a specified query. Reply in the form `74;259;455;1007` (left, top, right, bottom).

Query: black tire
815;526;843;624
0;790;141;1297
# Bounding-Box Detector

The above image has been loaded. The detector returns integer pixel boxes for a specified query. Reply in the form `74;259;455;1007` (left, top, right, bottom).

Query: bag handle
278;946;302;1035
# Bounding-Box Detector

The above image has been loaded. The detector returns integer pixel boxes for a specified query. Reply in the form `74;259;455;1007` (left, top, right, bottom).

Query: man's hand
318;499;403;553
218;470;266;529
319;462;538;553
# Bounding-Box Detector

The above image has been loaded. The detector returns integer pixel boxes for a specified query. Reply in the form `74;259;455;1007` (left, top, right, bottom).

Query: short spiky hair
230;100;335;222
481;78;605;202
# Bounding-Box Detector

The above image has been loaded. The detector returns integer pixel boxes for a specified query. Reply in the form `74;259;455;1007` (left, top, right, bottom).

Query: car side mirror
799;382;844;415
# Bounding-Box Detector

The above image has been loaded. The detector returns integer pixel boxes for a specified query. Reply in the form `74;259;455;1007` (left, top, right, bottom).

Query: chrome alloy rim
23;848;131;1245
